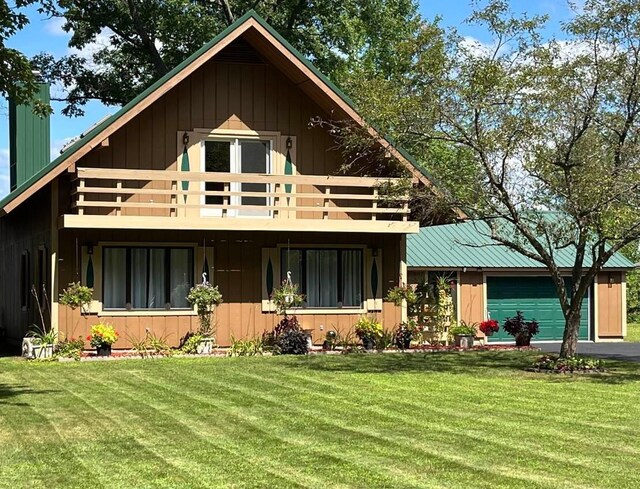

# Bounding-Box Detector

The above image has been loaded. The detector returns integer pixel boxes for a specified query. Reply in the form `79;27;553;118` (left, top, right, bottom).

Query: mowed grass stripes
1;351;640;488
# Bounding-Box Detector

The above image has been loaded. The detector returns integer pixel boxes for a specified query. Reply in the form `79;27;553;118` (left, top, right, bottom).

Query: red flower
86;335;91;341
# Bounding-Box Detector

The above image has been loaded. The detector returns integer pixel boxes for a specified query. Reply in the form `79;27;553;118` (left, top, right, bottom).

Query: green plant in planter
448;322;477;337
87;323;118;356
271;280;305;316
187;282;223;337
59;282;93;313
394;321;420;350
180;332;204;354
354;316;383;349
503;311;539;347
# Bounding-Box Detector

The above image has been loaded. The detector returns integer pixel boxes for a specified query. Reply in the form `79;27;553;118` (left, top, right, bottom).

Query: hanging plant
59;282;93;314
187;282;223;337
271;280;305;316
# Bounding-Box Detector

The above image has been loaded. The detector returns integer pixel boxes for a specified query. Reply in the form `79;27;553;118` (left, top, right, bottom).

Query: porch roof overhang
59;215;419;234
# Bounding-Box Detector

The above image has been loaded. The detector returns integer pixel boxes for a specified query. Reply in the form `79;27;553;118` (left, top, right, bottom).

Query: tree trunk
559;312;581;358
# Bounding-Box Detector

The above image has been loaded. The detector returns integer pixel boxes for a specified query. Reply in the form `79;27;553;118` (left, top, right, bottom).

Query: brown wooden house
0;12;429;349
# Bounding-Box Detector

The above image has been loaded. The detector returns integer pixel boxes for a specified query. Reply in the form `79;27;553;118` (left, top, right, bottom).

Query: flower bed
58;343;540;361
528;354;606;374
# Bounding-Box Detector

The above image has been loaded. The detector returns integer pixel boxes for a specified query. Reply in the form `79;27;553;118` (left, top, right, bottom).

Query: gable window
202;138;271;217
281;248;363;308
103;247;194;310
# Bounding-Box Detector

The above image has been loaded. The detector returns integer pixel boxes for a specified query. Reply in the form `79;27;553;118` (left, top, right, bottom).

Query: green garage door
487;276;589;342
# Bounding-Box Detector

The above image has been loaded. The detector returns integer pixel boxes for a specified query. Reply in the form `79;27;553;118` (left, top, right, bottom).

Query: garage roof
408;220;635;269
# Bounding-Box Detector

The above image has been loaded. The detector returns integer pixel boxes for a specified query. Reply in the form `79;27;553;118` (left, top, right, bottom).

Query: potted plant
263;281;308;355
449;322;477;349
354;316;383;350
394;321;418;350
23;325;57;359
479;319;499;337
187;281;223;354
22;285;57;359
503;311;539;347
87;323;118;356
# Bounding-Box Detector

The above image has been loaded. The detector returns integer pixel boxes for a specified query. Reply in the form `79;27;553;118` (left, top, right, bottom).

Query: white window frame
200;136;273;218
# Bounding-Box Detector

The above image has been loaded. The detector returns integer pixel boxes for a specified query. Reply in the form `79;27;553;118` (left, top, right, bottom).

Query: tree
331;0;640;357
35;0;424;116
0;0;50;114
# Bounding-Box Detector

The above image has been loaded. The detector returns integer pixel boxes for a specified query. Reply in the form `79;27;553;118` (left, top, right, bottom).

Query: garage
486;276;590;341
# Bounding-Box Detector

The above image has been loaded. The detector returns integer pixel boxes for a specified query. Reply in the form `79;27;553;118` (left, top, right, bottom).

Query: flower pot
196;337;214;355
454;334;474;349
399;337;411;350
362;337;375;350
96;344;112;357
34;344;54;359
484;331;494;337
515;335;531;347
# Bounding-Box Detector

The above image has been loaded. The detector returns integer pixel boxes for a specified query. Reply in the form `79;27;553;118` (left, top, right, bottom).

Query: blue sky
0;1;579;197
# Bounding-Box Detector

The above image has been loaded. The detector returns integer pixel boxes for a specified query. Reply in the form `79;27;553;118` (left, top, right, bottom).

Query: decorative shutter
81;245;102;314
365;248;383;311
279;136;296;219
261;248;280;312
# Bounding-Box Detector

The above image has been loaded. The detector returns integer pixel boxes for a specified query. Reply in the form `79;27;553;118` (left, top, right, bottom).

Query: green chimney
9;83;51;191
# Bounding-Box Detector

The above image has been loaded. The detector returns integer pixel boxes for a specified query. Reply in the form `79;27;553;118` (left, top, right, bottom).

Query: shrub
180;332;204;354
263;316;309;355
479;319;499;336
228;335;264;357
59;282;93;312
56;337;84;360
532;355;604;373
87;323;118;347
276;329;309;355
376;328;395;351
503;311;539;346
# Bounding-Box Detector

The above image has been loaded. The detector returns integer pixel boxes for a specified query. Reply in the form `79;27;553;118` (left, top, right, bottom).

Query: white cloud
51;137;77;157
68;29;114;65
44;17;68;37
460;35;501;59
0;148;10;199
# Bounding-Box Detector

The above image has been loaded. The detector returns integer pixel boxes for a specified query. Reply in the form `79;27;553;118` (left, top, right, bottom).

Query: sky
0;1;580;198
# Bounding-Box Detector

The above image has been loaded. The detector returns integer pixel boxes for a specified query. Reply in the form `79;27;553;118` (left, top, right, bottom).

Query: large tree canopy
0;0;49;113
335;0;640;357
35;0;424;116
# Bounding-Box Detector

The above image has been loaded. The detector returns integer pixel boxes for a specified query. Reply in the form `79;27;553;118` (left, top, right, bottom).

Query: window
36;246;48;303
202;138;271;217
103;247;194;310
20;250;30;310
281;248;363;308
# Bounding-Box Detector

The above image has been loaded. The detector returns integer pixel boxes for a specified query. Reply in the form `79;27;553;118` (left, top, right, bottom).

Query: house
407;221;634;342
0;11;430;349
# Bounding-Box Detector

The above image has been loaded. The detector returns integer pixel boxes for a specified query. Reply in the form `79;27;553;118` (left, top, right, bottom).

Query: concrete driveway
536;342;640;362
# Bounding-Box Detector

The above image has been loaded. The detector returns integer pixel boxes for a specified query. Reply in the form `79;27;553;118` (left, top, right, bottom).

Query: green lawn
2;352;640;488
626;322;640;342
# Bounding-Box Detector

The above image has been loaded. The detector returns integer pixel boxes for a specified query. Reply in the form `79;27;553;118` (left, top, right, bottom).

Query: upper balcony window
202;138;271;218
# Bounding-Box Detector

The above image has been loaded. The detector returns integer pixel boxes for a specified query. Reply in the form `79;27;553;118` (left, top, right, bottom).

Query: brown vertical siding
597;271;624;338
57;230;403;348
459;272;485;335
0;186;52;345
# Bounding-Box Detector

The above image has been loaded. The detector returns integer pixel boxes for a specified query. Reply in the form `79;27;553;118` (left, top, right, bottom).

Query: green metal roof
407;220;635;269
0;10;433;213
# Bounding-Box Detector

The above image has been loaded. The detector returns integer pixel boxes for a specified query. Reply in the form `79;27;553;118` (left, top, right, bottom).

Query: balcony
59;167;419;233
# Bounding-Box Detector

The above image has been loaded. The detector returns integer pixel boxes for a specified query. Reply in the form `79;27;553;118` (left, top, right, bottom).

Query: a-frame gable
0;10;436;215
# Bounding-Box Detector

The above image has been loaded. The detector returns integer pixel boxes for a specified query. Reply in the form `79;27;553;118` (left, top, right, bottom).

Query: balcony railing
71;167;412;223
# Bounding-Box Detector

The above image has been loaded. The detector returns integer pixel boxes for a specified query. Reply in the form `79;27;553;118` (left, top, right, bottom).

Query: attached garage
407;221;634;342
486;276;589;341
